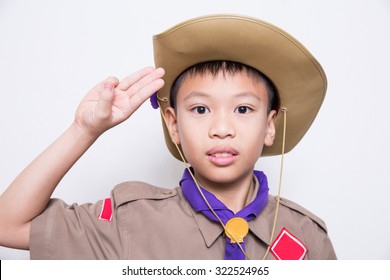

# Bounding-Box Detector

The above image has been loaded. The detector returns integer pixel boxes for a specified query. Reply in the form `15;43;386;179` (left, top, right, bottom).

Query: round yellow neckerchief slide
225;217;249;243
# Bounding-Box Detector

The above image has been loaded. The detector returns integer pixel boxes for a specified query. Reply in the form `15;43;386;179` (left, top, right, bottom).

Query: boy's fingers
127;78;165;111
118;68;165;96
117;67;156;91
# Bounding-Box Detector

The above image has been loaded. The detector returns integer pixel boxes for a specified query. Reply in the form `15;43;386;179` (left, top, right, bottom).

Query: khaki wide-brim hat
153;14;326;160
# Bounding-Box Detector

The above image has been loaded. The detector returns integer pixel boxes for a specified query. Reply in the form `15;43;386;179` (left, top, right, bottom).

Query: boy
0;14;336;259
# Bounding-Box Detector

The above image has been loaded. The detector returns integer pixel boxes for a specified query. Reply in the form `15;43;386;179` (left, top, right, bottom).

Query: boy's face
165;71;276;187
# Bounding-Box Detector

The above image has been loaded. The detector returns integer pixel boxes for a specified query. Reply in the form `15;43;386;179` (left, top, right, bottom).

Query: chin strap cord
262;107;287;260
158;103;287;260
158;104;250;259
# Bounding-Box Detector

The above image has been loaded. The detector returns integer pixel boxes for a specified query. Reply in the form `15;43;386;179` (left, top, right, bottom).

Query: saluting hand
0;67;165;250
75;67;165;138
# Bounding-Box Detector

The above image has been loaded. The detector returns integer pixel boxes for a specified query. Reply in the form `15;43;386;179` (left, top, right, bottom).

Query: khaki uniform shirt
30;179;336;260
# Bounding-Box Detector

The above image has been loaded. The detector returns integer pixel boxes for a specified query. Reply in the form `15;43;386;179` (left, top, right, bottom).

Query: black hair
169;61;280;113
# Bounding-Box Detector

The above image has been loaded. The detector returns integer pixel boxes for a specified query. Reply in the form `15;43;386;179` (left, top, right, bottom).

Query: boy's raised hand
75;67;165;138
0;67;165;249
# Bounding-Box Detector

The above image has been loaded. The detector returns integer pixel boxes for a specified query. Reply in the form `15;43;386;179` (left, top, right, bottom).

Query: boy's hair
169;60;281;114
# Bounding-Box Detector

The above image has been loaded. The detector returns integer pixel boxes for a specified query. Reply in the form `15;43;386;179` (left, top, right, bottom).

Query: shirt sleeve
29;197;123;259
276;196;337;260
303;218;337;260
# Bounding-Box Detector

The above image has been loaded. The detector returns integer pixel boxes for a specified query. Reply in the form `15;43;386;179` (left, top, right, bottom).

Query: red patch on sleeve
98;198;112;222
270;228;308;260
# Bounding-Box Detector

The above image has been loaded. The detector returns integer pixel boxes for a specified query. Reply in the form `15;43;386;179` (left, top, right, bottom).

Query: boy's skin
0;66;276;252
165;71;276;213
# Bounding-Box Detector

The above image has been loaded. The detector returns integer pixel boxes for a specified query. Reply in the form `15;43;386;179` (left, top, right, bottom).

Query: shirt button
162;190;173;195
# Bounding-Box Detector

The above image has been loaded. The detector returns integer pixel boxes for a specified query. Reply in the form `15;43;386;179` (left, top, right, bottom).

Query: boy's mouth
206;147;238;166
211;152;235;157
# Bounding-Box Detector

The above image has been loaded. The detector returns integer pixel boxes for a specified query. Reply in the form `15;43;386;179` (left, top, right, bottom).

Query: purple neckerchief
180;168;269;260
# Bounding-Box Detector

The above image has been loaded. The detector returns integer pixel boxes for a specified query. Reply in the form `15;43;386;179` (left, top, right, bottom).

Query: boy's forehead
179;69;266;88
177;71;268;99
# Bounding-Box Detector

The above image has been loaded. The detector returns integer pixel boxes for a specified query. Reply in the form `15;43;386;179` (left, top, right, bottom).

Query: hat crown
153;14;326;160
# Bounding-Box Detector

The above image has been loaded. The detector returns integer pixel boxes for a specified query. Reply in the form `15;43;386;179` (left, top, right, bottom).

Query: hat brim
153;14;326;160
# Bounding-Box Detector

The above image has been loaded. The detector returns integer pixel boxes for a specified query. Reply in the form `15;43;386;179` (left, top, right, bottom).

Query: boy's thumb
101;81;115;101
96;80;115;119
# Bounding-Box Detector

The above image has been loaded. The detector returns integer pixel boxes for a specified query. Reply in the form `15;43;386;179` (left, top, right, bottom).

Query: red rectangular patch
98;198;112;222
270;228;308;260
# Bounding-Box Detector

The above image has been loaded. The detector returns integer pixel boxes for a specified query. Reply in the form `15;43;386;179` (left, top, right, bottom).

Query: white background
0;0;389;260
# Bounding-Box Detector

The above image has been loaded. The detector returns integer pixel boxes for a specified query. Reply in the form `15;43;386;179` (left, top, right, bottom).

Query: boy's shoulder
270;195;328;233
108;182;327;232
111;181;178;207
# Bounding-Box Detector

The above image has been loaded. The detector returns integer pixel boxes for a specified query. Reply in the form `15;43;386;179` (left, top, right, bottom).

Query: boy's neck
198;174;255;214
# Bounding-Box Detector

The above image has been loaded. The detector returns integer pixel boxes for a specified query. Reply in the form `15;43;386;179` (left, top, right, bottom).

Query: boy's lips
206;147;238;166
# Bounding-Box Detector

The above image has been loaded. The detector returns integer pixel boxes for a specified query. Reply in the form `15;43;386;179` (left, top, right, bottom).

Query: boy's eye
192;106;209;114
235;106;252;114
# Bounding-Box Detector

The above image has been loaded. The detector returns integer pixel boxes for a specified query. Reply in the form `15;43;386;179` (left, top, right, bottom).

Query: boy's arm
0;67;164;249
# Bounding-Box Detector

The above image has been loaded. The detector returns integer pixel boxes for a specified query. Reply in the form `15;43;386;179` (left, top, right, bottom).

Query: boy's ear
164;107;180;145
264;110;277;147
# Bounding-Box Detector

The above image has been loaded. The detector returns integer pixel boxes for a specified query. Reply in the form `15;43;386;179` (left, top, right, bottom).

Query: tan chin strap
262;107;287;260
158;102;287;260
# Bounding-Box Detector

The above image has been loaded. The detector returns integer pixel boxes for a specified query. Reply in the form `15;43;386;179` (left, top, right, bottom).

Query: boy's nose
208;113;236;139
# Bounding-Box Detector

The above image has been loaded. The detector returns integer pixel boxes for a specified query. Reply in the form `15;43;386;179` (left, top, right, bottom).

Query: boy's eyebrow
233;91;263;101
183;91;211;102
183;91;263;102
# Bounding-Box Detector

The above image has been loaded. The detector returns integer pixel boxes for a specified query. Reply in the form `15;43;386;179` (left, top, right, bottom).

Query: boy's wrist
69;121;101;144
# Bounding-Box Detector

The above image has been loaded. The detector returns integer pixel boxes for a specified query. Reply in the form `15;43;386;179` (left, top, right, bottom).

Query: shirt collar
179;168;272;247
